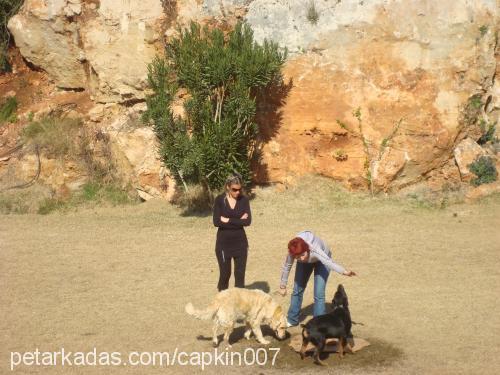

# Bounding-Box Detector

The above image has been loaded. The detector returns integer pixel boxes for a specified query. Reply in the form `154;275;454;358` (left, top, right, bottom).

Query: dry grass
0;184;52;214
0;182;139;214
21;116;82;158
1;177;499;374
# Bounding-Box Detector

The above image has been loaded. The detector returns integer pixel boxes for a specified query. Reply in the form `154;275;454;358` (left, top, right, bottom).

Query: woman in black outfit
212;174;252;291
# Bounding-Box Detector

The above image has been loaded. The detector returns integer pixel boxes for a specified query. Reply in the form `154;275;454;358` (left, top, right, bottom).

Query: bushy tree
143;22;286;196
1;0;23;72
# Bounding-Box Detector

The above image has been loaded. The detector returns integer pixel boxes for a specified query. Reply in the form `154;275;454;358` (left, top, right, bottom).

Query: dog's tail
185;302;218;320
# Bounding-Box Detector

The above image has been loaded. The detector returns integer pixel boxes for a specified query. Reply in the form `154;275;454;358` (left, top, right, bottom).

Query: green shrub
468;95;483;110
144;21;287;196
0;96;17;124
478;119;496;145
469;156;497;186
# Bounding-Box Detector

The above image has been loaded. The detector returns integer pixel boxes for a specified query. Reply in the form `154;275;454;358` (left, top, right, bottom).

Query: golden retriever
185;288;287;347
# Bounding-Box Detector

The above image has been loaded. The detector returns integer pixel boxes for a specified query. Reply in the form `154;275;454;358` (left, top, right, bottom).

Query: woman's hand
241;213;248;219
278;286;287;296
343;270;357;277
221;216;229;223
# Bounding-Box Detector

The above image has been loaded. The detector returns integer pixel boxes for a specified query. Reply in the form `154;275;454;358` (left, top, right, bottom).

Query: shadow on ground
270;337;404;370
196;323;404;370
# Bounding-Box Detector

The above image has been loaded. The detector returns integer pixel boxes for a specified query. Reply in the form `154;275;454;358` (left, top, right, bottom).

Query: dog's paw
244;331;252;340
314;359;327;366
258;339;270;345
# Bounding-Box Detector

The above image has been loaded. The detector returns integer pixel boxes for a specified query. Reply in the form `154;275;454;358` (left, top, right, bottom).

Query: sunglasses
231;188;242;192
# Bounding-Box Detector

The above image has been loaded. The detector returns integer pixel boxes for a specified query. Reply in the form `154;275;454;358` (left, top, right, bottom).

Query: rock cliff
4;0;499;196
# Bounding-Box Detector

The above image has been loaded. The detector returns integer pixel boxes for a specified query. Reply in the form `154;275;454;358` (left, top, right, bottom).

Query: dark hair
288;237;309;256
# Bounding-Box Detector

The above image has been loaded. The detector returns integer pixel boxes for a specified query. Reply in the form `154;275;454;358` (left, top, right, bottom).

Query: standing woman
213;174;252;291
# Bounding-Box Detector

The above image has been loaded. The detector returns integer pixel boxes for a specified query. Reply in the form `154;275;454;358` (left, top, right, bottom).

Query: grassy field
1;179;499;374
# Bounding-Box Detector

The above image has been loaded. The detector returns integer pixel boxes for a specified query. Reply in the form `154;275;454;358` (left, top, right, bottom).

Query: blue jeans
287;261;330;325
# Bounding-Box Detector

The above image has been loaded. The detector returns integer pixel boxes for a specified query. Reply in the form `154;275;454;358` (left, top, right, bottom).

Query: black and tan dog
299;284;354;365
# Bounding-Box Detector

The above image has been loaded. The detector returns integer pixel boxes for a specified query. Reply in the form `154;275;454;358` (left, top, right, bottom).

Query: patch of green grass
0;96;17;124
82;181;100;201
102;184;135;205
38;197;67;215
69;182;139;208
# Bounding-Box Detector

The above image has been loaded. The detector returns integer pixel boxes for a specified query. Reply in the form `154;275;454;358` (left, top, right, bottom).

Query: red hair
288;237;309;256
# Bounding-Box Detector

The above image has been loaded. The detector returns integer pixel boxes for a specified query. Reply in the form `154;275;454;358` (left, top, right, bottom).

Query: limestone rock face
8;0;166;101
454;138;487;181
80;0;165;103
7;0;87;88
239;0;498;190
7;0;499;192
103;115;176;201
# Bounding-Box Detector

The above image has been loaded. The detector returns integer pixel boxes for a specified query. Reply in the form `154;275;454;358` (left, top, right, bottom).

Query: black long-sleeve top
213;193;252;252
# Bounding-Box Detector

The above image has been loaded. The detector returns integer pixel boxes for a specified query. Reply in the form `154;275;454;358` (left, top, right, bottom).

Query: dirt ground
1;187;499;374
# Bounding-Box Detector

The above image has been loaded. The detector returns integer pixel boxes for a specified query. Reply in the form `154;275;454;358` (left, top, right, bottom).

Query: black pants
215;247;247;291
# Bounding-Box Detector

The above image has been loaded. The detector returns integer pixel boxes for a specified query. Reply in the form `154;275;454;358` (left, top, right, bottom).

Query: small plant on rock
479;25;488;36
306;1;320;25
0;96;17;124
468;156;497;186
333;149;348;161
478;119;497;145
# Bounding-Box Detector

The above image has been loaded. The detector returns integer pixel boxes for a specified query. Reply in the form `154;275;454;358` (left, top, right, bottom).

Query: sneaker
286;321;298;328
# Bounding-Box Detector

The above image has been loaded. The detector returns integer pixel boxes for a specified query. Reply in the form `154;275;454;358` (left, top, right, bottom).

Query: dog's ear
272;305;283;321
343;296;349;308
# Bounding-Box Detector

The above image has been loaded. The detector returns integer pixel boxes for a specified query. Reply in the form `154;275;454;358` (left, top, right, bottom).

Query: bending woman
278;230;356;327
212;174;252;291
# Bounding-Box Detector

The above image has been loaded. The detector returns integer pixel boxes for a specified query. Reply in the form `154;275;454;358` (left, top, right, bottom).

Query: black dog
299;284;354;365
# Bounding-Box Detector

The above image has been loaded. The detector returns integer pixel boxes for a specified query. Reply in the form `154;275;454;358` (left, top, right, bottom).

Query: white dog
185;288;287;347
